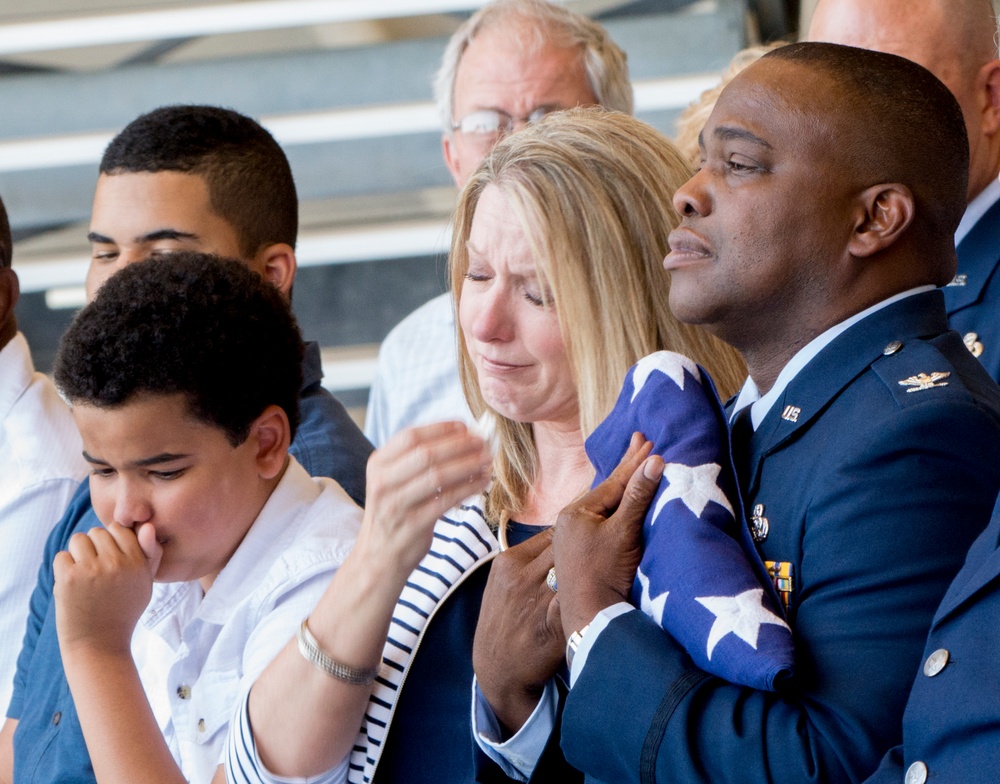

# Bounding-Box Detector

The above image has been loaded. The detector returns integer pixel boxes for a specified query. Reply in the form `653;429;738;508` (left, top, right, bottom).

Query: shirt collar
732;286;935;429
956;175;1000;245
301;340;323;390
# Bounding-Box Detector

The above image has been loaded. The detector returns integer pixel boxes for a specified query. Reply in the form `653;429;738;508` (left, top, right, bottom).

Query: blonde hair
451;107;747;525
674;42;789;168
434;0;633;133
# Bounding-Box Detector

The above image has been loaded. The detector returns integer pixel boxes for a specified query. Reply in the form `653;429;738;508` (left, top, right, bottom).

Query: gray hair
433;0;633;134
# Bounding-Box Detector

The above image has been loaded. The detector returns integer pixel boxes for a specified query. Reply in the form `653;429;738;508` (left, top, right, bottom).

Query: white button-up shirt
0;333;86;713
364;293;477;447
131;458;361;784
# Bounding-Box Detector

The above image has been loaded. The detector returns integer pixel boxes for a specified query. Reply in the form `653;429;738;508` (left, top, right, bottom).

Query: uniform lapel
931;508;1000;626
944;196;1000;313
745;292;951;496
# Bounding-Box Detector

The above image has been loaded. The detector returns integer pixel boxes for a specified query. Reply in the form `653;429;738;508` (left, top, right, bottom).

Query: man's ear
0;268;20;344
848;183;915;259
442;133;464;187
0;267;19;321
250;404;291;481
252;243;297;298
977;58;1000;138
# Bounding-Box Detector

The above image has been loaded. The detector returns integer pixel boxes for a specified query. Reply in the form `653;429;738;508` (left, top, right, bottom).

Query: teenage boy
44;252;359;784
0;106;373;784
85;104;373;499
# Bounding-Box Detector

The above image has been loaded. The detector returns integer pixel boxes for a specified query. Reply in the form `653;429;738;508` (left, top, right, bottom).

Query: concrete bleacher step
1;0;749;421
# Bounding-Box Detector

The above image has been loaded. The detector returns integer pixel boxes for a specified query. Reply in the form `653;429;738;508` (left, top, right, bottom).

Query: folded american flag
586;351;794;690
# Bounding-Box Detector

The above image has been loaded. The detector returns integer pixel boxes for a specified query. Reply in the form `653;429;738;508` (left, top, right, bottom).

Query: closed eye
523;289;545;307
150;469;185;480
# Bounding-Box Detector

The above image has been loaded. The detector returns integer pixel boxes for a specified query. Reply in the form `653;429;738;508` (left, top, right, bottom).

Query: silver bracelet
295;619;378;685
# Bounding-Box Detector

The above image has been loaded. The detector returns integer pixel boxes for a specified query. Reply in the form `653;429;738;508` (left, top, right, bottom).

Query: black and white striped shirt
226;498;498;784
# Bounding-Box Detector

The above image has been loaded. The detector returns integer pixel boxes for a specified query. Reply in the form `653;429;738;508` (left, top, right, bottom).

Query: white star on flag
696;588;790;660
652;462;734;520
631;351;701;402
637;567;668;625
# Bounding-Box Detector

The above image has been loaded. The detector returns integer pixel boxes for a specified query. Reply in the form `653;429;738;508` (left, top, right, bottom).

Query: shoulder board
871;338;972;408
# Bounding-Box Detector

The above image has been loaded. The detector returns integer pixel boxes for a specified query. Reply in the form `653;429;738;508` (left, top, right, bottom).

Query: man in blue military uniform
548;43;1000;784
809;0;1000;381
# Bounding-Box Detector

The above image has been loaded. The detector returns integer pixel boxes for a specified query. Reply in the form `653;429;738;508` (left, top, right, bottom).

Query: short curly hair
54;252;303;445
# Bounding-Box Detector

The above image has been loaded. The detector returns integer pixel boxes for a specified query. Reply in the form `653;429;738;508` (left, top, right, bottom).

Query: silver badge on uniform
964;332;984;358
751;503;769;543
899;372;951;392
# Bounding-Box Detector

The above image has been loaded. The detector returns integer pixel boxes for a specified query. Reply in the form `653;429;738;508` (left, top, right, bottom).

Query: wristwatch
565;623;592;670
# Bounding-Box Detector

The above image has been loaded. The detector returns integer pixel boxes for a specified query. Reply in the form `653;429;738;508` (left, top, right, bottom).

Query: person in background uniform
0;194;86;718
545;43;1000;784
860;484;1000;780
0;105;372;784
363;0;633;447
809;0;1000;381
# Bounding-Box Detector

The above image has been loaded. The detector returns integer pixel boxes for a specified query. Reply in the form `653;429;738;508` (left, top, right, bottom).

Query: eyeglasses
451;107;556;140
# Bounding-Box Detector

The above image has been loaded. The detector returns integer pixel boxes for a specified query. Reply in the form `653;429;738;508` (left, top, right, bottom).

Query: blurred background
0;0;806;423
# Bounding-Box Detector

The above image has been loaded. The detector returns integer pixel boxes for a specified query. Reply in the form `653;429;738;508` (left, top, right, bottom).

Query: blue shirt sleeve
7;479;93;720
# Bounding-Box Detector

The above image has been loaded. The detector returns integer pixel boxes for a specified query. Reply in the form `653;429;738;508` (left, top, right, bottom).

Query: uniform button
197;718;206;733
923;648;949;677
52;712;61;726
176;685;191;700
905;760;928;784
883;340;904;355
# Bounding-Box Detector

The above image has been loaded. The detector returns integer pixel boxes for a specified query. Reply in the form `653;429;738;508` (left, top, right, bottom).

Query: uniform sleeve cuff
569;603;635;687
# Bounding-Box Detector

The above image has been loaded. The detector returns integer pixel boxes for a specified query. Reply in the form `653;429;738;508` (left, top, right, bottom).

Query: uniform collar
738;290;950;497
733;287;935;430
956;175;1000;245
141;457;322;630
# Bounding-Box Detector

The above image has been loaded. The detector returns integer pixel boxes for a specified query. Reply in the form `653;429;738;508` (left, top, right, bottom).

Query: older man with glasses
363;0;633;447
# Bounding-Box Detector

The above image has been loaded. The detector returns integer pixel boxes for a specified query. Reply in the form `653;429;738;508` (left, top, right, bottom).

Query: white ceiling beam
0;73;717;173
0;0;500;57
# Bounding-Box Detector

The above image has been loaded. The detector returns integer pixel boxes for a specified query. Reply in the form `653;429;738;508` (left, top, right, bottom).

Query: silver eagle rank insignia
898;372;951;393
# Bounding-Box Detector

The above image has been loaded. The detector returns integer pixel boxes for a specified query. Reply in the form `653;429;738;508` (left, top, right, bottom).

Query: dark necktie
730;404;754;493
